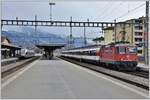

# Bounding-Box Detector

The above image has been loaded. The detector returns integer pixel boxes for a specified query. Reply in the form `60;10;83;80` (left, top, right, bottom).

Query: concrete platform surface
1;57;19;66
2;58;148;99
1;57;18;62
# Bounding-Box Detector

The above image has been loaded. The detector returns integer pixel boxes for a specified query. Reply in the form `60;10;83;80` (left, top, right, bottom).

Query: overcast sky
1;0;146;38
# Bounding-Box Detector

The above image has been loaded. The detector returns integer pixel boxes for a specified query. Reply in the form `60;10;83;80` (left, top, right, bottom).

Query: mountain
2;27;66;48
2;27;89;49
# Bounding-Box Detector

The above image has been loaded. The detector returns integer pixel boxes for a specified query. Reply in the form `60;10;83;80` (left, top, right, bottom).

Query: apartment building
133;17;145;60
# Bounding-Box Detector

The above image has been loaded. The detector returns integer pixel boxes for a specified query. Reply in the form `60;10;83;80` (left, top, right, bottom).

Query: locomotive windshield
127;46;137;54
116;46;137;54
117;46;126;54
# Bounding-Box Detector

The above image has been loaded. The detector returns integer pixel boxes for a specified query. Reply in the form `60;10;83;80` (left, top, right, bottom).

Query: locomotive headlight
121;58;126;61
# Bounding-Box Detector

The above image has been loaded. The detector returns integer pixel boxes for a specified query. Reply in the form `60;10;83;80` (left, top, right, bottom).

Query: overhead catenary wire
114;3;145;21
98;3;115;21
98;2;123;21
96;2;111;20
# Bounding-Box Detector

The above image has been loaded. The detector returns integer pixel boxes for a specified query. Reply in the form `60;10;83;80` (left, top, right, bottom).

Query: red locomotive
98;43;138;70
61;42;138;71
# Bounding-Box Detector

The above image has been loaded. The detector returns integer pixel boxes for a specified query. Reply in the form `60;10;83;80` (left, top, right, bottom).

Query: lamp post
49;2;55;21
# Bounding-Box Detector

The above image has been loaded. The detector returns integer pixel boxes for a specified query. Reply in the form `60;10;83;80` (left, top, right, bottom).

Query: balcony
134;23;143;27
138;53;143;56
134;35;143;38
134;30;143;32
135;41;143;44
137;47;143;50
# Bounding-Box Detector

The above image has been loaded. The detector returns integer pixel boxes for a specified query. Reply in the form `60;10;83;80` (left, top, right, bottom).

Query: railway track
96;63;149;79
59;56;149;90
124;70;149;79
1;56;40;78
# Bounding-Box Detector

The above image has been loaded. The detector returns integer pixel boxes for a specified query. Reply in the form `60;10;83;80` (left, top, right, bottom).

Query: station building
103;17;146;61
1;36;21;59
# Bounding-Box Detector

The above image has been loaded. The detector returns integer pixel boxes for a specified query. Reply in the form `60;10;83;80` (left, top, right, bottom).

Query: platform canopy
1;35;21;50
1;43;21;50
36;43;66;59
36;43;66;51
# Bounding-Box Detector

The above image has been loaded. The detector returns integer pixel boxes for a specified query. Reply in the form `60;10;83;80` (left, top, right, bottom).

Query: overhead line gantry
1;19;133;29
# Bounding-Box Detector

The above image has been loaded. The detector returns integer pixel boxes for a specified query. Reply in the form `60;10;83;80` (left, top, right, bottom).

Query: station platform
2;58;148;99
1;57;18;66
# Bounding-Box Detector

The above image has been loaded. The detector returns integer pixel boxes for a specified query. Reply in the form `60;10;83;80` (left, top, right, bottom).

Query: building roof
36;43;66;50
103;27;114;30
118;16;146;23
1;35;11;43
102;16;146;31
1;35;21;49
1;43;21;49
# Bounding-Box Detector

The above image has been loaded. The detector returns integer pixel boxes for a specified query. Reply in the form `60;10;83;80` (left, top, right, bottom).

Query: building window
136;44;143;47
135;26;143;30
138;50;142;54
135;38;142;42
135;19;143;23
135;32;142;36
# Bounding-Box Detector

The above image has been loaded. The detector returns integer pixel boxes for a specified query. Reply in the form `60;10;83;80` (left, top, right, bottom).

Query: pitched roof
1;35;11;43
103;27;114;30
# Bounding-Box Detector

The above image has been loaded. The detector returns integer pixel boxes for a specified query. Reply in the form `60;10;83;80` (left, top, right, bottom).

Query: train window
83;51;87;55
79;51;82;55
86;51;90;55
90;50;96;56
78;51;81;55
117;46;126;54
